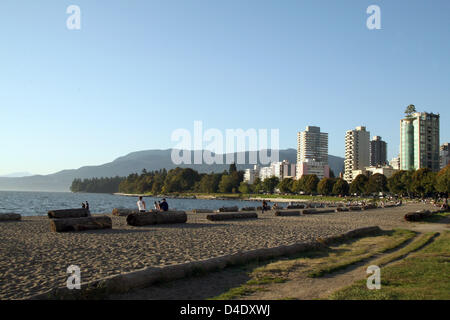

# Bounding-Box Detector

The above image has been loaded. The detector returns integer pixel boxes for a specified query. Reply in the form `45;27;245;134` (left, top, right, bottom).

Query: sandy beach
0;203;434;299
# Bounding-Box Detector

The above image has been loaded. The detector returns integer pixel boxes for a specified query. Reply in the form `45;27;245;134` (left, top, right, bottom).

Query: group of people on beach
81;201;89;211
137;196;169;213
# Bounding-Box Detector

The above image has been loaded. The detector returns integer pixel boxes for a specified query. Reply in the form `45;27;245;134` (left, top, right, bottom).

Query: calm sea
0;191;268;216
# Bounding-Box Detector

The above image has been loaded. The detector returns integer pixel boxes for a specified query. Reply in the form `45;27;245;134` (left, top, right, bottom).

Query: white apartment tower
297;126;328;164
296;126;329;180
344;126;370;183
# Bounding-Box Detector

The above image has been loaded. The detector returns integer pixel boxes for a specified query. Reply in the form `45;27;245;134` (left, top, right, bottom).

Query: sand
0;203;432;299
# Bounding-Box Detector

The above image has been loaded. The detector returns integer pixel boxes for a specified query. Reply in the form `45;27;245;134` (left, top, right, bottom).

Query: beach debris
50;216;112;232
126;211;187;226
47;208;89;219
206;212;258;221
0;213;21;221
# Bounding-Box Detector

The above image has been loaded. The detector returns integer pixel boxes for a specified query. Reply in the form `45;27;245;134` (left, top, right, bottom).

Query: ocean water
0;191;268;216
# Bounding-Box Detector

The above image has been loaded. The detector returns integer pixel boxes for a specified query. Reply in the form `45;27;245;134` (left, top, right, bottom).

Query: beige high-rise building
344;126;370;183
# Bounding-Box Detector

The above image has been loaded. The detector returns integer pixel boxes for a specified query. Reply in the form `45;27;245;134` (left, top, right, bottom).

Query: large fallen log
286;204;305;209
274;210;301;216
127;211;187;226
191;209;214;213
48;209;89;219
0;213;21;221
404;210;433;222
112;208;138;216
207;212;258;221
50;216;112;232
216;206;239;213
335;207;350;212
303;209;335;215
348;206;362;211
240;206;256;211
362;204;378;210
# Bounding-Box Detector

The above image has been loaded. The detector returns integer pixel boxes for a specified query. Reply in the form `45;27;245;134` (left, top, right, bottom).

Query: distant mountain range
0;149;344;192
0;172;32;178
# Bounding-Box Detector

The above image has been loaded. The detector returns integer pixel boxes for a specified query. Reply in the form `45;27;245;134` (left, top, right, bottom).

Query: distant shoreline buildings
243;107;444;185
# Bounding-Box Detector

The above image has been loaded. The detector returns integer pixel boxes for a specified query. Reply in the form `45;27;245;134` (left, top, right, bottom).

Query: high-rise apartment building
344;126;370;183
296;126;329;180
440;143;449;169
370;136;387;166
297;126;328;164
400;112;440;172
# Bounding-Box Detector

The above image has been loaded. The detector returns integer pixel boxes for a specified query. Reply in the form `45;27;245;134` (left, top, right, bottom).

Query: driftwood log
274;210;301;217
48;209;89;219
362;204;378;210
191;209;214;213
50;216;112;232
126;211;187;226
348;206;362;211
303;209;335;215
286;204;305;209
404;209;437;222
216;206;239;212
0;213;21;221
207;212;258;221
335;207;350;212
112;208;137;216
240;206;256;211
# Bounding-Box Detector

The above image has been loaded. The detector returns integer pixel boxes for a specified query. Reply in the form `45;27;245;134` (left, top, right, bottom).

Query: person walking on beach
159;198;169;211
137;196;146;212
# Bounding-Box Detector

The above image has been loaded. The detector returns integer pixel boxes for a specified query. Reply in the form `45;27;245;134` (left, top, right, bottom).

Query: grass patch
330;231;450;300
421;211;450;223
209;229;416;300
373;232;438;267
307;229;416;278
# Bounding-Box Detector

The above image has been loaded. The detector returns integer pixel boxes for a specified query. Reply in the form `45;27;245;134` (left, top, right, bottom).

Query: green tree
349;174;369;195
405;104;417;118
303;175;319;194
332;178;349;196
387;170;413;196
278;178;294;193
436;164;450;194
238;181;251;194
219;174;235;193
252;177;263;194
411;168;436;197
291;178;304;193
262;177;280;194
366;173;388;194
317;178;336;196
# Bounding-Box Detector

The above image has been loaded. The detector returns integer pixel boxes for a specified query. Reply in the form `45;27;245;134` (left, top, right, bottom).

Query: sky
0;0;449;175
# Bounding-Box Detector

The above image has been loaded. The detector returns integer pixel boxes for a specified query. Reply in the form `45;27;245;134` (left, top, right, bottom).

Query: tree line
70;164;449;197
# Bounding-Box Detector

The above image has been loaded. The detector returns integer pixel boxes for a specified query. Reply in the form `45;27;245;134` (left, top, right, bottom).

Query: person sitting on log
154;201;160;210
137;196;146;212
81;202;86;209
85;201;91;216
159;198;169;212
261;200;269;213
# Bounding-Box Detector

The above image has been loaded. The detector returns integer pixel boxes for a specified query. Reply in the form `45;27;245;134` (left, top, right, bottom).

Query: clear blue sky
1;0;449;175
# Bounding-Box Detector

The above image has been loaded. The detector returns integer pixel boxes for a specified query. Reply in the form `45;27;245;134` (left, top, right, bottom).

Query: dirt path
244;221;446;300
110;209;448;300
